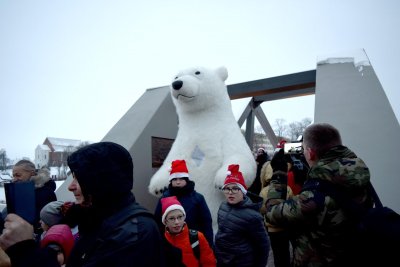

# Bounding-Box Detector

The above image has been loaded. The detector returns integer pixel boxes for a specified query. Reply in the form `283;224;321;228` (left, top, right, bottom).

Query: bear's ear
216;66;228;82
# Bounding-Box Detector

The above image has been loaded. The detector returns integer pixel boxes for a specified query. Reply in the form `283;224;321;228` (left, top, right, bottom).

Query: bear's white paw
148;175;169;196
214;167;228;190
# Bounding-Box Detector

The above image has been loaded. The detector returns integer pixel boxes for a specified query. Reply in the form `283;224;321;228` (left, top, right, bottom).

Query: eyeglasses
222;187;241;194
166;214;185;223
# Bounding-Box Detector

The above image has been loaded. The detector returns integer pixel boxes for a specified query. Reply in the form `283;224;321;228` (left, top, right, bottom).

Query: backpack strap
367;182;383;208
188;229;200;260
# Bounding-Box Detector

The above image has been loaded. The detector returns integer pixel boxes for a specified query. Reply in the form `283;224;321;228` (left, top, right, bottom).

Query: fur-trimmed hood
30;167;52;188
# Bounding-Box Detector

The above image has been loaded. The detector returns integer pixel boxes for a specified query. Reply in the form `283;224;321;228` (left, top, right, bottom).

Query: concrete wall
57;86;179;212
101;86;178;211
315;61;400;211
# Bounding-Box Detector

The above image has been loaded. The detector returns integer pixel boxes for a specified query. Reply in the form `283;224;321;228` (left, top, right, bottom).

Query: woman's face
68;175;85;204
12;166;34;182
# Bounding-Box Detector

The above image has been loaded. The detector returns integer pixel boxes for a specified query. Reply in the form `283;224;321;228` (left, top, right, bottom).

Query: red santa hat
222;164;247;194
161;196;186;225
277;140;287;148
169;159;189;181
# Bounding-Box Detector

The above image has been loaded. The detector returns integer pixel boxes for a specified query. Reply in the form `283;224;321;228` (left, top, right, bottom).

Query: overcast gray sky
1;0;399;161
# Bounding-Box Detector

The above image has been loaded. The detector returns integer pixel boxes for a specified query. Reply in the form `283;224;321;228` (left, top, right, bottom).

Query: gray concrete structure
315;61;400;211
57;50;399;213
56;86;178;210
101;86;178;209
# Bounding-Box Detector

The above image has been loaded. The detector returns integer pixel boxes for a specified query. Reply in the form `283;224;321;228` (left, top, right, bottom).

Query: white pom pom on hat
222;164;247;194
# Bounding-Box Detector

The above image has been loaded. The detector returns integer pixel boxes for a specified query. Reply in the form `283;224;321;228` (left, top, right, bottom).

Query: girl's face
165;210;185;234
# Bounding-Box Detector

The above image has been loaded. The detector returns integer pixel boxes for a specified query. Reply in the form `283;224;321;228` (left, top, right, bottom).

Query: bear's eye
195;71;201;75
174;76;178;79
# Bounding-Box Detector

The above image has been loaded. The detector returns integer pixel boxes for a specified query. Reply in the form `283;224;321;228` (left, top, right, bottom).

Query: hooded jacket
3;142;165;267
266;145;372;267
67;142;163;267
65;142;165;267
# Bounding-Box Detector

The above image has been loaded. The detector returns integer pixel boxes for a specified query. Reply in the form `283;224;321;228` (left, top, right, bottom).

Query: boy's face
165;209;185;234
171;178;187;188
223;184;244;204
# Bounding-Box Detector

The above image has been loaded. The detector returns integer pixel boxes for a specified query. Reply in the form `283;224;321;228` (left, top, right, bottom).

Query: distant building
35;144;51;169
35;137;82;168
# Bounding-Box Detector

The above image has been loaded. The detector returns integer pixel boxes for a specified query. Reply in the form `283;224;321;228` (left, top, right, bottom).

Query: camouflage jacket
265;145;371;267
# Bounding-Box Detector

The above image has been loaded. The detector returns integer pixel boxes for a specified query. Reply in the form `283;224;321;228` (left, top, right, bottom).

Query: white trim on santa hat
162;204;186;225
169;172;189;181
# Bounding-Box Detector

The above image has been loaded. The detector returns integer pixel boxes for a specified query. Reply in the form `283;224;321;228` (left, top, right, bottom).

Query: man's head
12;160;36;182
302;123;342;167
67;142;134;206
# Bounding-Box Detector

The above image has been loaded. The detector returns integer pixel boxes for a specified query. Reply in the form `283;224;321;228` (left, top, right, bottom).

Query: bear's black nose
172;80;183;90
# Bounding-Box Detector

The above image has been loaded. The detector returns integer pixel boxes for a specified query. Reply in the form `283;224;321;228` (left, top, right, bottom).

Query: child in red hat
215;164;270;267
161;196;216;267
154;159;214;247
40;224;74;267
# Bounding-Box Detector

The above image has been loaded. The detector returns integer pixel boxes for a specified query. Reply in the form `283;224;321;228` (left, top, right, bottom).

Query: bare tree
287;117;313;140
253;125;266;153
0;149;9;171
273;118;287;138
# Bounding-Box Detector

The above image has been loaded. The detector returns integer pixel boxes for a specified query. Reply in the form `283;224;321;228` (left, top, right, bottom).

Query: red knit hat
161;196;186;225
222;164;247;194
41;224;74;261
169;159;189;181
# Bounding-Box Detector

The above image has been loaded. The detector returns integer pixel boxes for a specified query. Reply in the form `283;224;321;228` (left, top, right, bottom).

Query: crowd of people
0;122;381;267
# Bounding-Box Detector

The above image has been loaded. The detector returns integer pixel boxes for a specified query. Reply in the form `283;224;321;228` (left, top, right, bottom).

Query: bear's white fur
148;66;256;232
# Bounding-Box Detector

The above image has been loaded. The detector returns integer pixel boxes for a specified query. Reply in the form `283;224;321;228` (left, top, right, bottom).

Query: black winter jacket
66;195;165;267
215;193;270;267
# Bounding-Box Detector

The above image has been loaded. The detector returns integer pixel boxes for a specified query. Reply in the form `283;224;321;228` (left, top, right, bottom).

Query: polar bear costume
148;66;256;232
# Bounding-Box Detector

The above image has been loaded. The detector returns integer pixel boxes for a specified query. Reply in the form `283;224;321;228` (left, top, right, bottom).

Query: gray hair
14;159;36;172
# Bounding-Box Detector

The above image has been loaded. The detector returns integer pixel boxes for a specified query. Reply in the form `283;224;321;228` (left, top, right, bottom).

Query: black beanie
67;142;133;204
